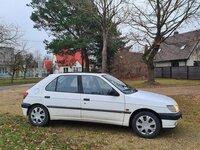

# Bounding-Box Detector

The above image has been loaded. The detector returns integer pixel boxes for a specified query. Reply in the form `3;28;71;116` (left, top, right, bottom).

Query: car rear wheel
132;111;161;138
28;105;49;127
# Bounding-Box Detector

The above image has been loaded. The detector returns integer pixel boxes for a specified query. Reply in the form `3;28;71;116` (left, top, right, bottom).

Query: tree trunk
101;30;109;73
143;45;158;84
84;49;90;72
81;49;84;72
23;70;27;79
11;71;15;84
147;60;155;84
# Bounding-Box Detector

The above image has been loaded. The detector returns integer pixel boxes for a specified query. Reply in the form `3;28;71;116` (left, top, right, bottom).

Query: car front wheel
132;111;161;138
28;105;49;127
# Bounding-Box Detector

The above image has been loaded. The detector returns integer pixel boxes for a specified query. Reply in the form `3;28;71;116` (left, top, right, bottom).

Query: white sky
0;0;199;55
0;0;50;56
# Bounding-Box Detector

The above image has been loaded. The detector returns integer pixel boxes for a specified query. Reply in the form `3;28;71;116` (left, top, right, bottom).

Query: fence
154;66;200;79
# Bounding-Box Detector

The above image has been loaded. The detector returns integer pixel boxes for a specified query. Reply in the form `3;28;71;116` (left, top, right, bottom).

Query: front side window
82;75;113;95
46;75;78;93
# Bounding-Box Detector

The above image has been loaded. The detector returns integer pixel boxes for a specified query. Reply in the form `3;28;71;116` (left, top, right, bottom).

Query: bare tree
21;52;34;79
9;50;24;83
111;48;147;79
33;50;42;77
0;24;21;46
82;0;128;72
128;0;200;84
9;43;28;83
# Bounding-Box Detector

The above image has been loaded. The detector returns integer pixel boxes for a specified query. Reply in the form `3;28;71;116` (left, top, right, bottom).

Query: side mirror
110;89;120;96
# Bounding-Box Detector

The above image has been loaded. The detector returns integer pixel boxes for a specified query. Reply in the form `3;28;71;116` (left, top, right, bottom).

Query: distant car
21;73;181;138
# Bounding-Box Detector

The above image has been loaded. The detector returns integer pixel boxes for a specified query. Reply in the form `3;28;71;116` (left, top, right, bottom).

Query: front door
80;75;125;125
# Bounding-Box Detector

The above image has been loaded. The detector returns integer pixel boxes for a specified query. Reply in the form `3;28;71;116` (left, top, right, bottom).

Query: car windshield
102;74;137;94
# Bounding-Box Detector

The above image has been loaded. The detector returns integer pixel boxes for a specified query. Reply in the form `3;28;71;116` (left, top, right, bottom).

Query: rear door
43;75;81;119
80;75;125;125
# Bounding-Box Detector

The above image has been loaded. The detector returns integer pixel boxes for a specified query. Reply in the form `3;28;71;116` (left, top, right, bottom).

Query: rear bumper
159;112;182;128
21;103;31;109
21;103;31;116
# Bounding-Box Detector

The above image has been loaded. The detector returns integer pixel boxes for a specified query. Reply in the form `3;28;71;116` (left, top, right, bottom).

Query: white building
53;51;83;73
0;47;14;77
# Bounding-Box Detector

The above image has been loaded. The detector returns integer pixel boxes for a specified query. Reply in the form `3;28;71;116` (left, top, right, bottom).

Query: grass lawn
0;87;200;149
0;78;42;86
124;78;200;88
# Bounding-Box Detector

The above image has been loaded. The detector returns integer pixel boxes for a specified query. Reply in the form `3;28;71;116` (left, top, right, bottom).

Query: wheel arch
129;108;162;127
27;103;49;117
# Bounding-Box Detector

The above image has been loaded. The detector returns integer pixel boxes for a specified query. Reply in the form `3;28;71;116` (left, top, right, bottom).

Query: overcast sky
0;0;199;55
0;0;50;56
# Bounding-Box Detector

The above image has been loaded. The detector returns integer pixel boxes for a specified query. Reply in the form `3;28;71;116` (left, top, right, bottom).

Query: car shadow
49;120;132;133
47;120;179;138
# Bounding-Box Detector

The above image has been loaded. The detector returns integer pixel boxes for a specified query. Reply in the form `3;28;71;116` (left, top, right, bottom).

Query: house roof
56;50;82;67
155;29;200;62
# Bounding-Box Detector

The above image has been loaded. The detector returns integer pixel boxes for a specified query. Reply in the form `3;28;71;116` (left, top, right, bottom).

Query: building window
73;67;78;72
171;61;179;67
79;67;82;72
63;67;68;73
194;61;200;66
0;67;7;74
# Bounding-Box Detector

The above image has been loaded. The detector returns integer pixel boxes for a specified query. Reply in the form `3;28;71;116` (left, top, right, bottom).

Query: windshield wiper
123;87;137;93
123;87;133;91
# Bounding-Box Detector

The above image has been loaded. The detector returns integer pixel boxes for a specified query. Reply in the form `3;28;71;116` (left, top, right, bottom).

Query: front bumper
159;112;182;128
159;112;182;120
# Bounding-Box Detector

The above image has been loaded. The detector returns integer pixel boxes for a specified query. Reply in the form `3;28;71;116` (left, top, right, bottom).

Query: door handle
44;96;50;99
83;98;90;101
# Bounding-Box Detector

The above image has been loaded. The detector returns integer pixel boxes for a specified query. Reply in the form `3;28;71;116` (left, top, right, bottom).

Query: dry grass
0;87;25;115
0;87;200;149
124;78;200;88
0;78;41;86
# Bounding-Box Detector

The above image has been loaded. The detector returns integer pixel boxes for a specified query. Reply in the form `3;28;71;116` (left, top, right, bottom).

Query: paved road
0;83;35;91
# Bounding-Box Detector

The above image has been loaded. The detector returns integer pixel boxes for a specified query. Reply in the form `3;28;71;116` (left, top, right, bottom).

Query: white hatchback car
21;73;181;138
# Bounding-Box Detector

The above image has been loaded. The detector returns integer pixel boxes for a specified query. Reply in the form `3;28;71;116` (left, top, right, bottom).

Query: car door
80;75;125;125
43;75;81;119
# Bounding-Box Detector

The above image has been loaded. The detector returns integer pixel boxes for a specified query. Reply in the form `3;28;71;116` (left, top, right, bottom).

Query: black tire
132;111;161;138
28;105;49;127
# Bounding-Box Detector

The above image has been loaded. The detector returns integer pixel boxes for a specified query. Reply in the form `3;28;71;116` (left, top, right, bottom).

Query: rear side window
45;75;78;93
56;75;78;93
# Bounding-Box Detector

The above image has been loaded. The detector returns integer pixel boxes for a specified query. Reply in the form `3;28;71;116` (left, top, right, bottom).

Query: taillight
23;91;28;99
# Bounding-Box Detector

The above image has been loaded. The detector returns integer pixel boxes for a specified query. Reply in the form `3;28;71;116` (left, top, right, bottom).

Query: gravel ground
142;85;200;96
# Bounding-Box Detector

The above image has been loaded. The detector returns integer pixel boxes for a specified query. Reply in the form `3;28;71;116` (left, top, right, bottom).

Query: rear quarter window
45;78;57;91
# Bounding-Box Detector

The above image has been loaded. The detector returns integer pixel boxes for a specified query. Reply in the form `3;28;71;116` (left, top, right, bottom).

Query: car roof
48;72;107;77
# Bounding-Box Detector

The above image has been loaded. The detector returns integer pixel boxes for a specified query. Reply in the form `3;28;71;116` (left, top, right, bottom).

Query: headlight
167;104;180;112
